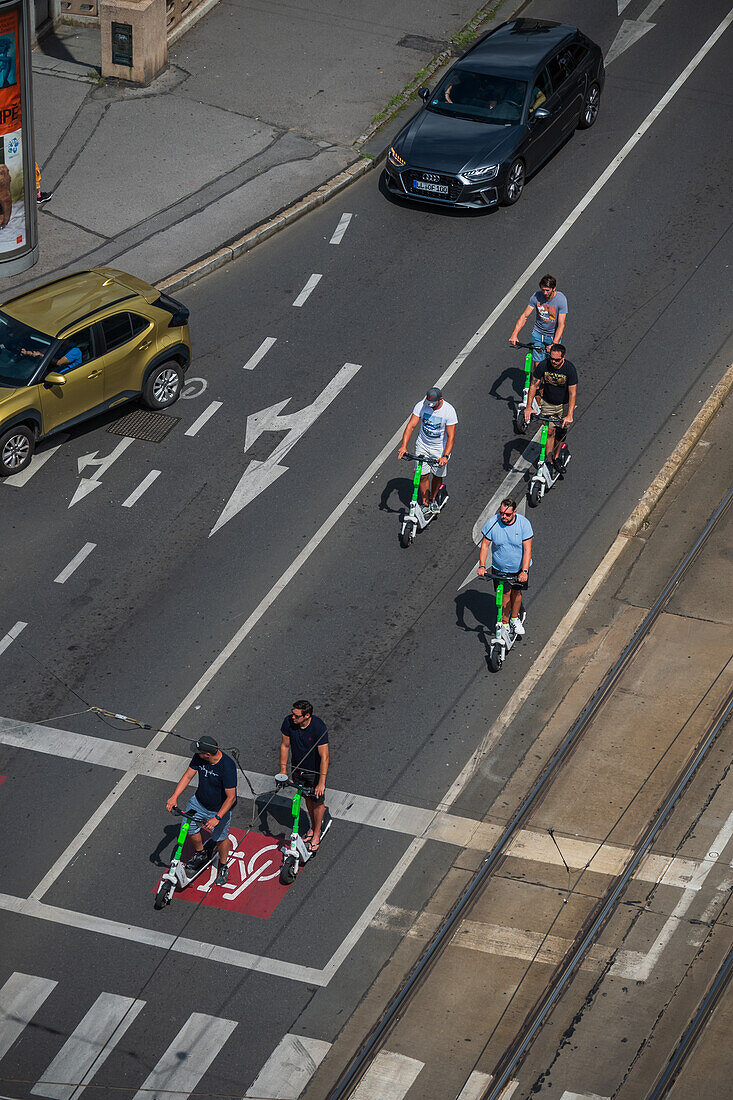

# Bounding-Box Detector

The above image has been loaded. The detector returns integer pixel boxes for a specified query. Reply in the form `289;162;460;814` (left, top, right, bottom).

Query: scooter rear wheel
280;855;298;885
154;881;174;910
489;647;503;673
399;529;412;548
514;411;528;435
529;482;543;508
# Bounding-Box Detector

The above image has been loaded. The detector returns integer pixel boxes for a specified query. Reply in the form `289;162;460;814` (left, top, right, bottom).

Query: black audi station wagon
384;18;604;209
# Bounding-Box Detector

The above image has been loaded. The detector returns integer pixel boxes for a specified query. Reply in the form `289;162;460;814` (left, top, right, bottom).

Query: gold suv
0;267;191;475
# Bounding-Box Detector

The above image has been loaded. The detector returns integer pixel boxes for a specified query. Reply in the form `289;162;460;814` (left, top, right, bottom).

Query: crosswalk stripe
245;1033;331;1098
457;1071;493;1099
132;1012;237;1099
351;1051;424;1099
31;992;145;1100
0;972;57;1060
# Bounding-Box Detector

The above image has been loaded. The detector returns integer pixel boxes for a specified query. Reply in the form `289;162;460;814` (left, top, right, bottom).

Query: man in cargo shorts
523;343;577;470
397;386;458;512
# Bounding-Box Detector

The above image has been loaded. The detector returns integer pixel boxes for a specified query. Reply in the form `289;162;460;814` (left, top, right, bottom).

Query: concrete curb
620;361;733;537
157;157;374;294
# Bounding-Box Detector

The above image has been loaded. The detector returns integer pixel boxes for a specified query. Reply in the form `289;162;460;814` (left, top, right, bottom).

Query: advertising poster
0;5;25;255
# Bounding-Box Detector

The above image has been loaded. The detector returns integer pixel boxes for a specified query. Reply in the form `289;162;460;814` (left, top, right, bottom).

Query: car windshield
0;311;54;387
428;70;527;124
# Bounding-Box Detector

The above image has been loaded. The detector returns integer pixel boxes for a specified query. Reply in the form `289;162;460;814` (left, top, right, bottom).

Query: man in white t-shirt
397;387;458;513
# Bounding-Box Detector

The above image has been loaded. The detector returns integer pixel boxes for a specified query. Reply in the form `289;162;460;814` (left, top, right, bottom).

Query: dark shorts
292;768;325;804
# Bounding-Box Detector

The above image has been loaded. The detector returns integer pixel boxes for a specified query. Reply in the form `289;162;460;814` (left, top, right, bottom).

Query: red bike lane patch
161;828;290;918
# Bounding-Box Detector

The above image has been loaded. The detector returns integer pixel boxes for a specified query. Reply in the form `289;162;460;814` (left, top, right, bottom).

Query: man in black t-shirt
279;700;329;852
166;735;238;885
523;342;578;469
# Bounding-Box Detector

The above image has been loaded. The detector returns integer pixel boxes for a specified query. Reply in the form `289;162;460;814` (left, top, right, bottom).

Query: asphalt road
1;0;733;1096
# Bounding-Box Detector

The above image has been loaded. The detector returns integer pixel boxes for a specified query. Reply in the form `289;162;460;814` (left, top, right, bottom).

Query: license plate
413;180;449;195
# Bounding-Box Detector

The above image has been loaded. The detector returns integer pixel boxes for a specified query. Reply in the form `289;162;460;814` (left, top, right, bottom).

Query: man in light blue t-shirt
477;497;533;635
509;274;567;365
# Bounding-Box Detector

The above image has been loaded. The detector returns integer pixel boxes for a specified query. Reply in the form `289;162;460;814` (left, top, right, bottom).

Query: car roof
456;18;579;79
0;267;157;338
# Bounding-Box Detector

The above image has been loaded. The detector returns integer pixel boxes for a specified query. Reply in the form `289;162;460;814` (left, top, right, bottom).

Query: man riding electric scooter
523;343;577;472
166;735;237;886
397;387;458;513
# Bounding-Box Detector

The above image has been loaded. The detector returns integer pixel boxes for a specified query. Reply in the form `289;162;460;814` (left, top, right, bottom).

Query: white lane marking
122;469;161;508
618;0;633;14
352;1051;423;1099
245;1033;331;1098
292;273;322;307
20;13;732;930
243;336;277;371
0;893;325;986
457;1072;494;1099
0;621;27;657
210;362;361;534
132;1012;237;1100
54;543;96;585
330;212;352;244
0;972;57;1060
606;19;656;65
184;400;222;437
180;376;207;399
560;1093;610;1100
612;805;733;982
31;993;145;1100
70;437;136;507
4;445;61;487
0;717;712;886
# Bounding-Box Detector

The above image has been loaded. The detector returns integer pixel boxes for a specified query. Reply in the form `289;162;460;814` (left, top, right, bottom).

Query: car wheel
0;425;34;475
578;82;601;129
142;362;183;409
501;159;525;206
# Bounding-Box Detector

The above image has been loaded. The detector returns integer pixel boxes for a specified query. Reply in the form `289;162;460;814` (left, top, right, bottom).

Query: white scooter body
489;609;527;669
529;448;571;505
280;814;332;871
163;834;240;893
514;391;541;434
401;485;449;540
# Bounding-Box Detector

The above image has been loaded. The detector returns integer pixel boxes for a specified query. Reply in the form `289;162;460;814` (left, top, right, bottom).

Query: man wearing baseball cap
397;386;458;513
166;735;238;885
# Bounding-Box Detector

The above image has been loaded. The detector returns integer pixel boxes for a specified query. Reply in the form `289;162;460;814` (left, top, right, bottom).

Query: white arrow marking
3;445;62;487
458;429;542;592
606;18;655;64
243;337;276;371
210;362;361;535
69;437;135;508
618;0;633;13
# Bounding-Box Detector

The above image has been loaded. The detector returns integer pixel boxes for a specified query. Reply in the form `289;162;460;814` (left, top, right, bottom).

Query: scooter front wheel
514;411;528;435
154;880;174;910
280;855;298;885
529;481;543;508
399;528;412;549
489;646;503;673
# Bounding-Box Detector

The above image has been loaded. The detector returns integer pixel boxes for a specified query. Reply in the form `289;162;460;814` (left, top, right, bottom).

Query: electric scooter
399;452;448;548
484;569;526;673
154;807;239;910
275;774;332;884
527;414;571;507
512;342;543;435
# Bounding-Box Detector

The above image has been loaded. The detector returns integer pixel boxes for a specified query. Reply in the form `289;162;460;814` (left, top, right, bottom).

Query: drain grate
108;408;180;442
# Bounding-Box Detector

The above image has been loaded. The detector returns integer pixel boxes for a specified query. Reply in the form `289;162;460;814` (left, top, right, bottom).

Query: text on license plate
413;180;449;195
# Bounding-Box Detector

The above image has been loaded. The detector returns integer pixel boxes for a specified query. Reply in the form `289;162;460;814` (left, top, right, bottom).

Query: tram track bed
304;396;733;1099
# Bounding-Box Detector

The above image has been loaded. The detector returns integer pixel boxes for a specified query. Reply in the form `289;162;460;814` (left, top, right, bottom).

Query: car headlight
388;146;406;168
463;164;499;181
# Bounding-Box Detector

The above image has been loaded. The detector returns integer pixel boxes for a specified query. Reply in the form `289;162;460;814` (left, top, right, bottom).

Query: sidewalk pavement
12;0;500;295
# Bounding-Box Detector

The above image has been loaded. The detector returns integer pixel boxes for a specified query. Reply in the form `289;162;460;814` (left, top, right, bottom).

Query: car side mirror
533;107;550;120
44;371;66;386
418;87;430;102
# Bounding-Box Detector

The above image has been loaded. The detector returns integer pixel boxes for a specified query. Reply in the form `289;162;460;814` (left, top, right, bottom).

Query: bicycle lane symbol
176;828;290;918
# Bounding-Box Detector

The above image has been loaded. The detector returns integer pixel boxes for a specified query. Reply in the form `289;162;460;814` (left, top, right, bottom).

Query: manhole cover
108;408;180;442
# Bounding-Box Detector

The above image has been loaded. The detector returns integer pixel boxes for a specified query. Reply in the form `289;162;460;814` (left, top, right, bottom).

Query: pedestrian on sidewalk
279;700;329;852
36;163;54;206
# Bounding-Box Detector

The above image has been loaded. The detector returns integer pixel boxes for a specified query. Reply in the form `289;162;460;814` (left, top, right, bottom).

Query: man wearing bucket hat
397;386;458;513
166;735;238;885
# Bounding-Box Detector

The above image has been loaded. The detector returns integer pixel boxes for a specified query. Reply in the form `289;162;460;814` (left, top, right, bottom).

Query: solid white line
330;212;353;244
54;543;96;585
32;992;145;1100
0;620;28;656
245;1033;331;1098
3;445;61;487
0;972;57;1060
184;400;223;437
352;1051;423;1099
132;1014;237;1100
243;336;277;371
292;273;322;307
122;469;161;508
24;11;732;926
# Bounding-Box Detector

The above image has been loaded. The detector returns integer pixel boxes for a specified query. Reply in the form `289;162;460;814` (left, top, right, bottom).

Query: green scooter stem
410;459;423;504
523;349;533;392
495;580;504;632
290;786;303;833
172;818;191;862
538;422;549;464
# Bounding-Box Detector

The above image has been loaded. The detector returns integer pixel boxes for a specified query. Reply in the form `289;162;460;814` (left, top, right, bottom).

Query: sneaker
510;617;525;637
429;499;441;515
185;849;209;874
37;190;54;205
215;863;229;886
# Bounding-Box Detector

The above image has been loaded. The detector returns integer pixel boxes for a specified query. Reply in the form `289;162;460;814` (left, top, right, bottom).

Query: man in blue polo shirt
477;497;533;636
166;735;237;886
279;700;329;853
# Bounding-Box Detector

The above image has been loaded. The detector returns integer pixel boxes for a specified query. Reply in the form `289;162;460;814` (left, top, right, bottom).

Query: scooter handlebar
512;342;545;351
479;568;521;584
402;452;443;468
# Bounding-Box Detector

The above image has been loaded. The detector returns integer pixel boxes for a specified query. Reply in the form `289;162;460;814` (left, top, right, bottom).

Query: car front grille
403;171;463;202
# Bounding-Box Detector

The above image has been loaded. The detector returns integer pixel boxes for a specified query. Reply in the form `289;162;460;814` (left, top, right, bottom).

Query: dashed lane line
184;400;223;437
54;542;96;585
0;621;27;657
330;212;352;244
292;273;322;307
122;469;161;508
243;336;277;370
